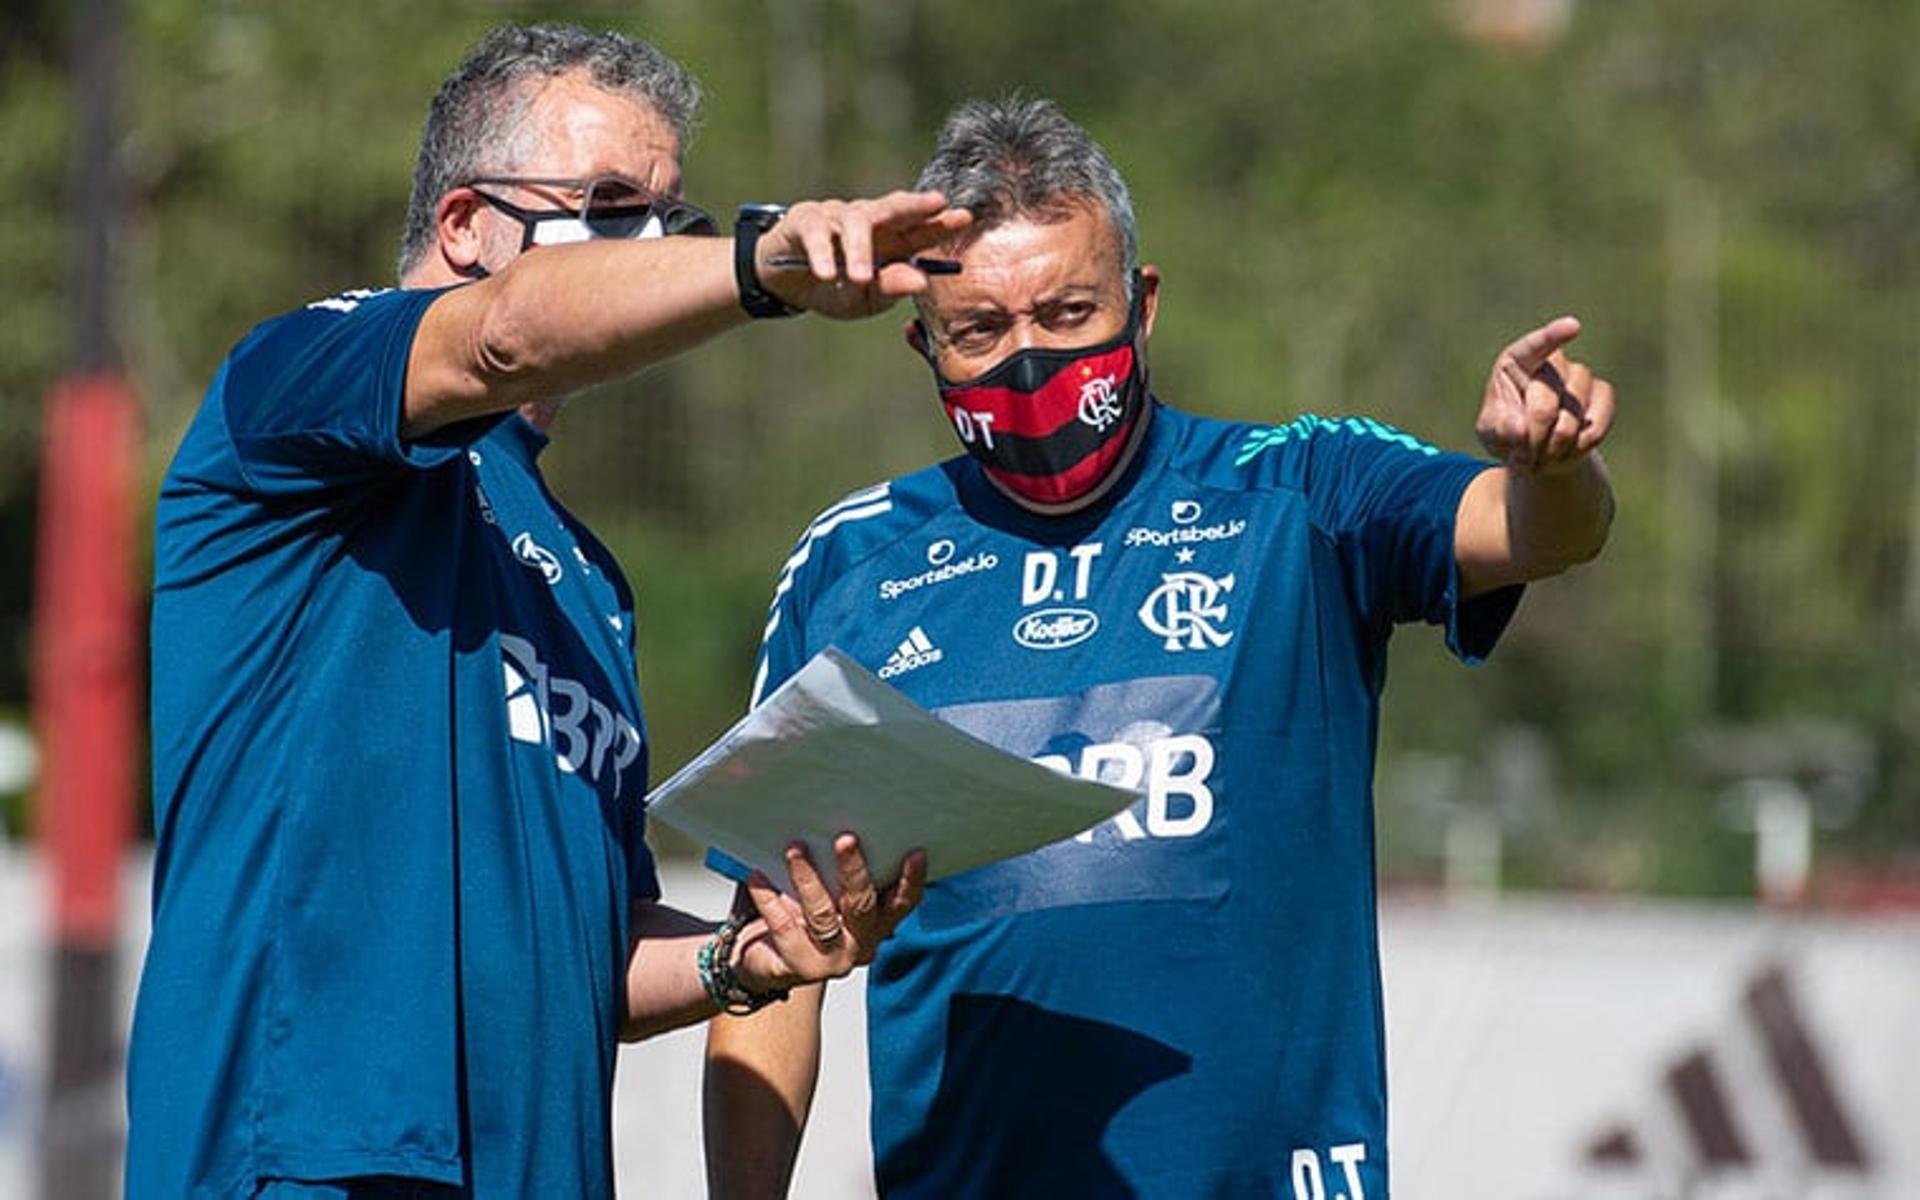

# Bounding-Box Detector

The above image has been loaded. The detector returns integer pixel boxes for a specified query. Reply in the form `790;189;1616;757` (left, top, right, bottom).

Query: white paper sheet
645;646;1138;889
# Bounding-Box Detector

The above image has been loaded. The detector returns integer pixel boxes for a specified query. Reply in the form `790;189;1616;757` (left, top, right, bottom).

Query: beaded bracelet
698;916;790;1016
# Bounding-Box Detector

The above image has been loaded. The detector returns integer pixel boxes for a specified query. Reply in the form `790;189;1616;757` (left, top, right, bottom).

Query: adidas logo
1580;962;1874;1187
878;627;943;680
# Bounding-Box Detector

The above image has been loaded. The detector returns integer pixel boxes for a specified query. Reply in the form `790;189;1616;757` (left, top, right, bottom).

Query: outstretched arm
1455;316;1616;597
402;191;972;438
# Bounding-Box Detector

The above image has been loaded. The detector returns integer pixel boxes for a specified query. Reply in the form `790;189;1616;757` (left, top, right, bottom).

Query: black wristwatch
733;203;802;319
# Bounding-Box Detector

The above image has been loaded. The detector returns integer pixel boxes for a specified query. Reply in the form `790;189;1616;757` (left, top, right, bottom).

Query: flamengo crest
1138;571;1235;651
1078;374;1123;429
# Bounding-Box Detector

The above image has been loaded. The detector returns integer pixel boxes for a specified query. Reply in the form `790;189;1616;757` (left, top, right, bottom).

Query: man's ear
436;188;489;278
1137;265;1163;341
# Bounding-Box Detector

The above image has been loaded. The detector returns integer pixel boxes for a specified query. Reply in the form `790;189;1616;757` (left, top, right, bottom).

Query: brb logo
1138;571;1235;651
1035;725;1217;842
1014;544;1103;650
500;634;642;802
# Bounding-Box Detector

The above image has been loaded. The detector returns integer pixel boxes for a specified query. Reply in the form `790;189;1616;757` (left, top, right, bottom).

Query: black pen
766;254;962;275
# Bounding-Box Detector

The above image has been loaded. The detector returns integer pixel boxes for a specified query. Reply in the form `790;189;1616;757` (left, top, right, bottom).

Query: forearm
405;236;748;438
705;983;826;1200
622;901;724;1042
1510;452;1614;571
1458;454;1614;596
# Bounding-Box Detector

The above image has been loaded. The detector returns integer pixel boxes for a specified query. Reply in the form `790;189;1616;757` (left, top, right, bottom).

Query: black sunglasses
466;174;720;249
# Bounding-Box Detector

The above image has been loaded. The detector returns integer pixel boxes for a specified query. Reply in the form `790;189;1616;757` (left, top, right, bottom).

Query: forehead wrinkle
517;72;684;194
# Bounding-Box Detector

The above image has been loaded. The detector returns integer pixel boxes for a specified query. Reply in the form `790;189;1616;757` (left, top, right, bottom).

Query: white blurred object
1696;721;1875;905
0;721;37;817
1724;778;1816;905
0;848;45;1197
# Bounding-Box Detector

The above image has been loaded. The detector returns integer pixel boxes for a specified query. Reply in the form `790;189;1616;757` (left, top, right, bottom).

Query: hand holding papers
645;647;1139;890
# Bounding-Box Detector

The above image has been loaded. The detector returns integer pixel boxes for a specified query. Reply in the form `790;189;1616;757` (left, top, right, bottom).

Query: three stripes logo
878;627;943;680
1581;962;1873;1186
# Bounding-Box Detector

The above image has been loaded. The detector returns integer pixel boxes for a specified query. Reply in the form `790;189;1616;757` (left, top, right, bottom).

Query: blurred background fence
1;1;1917;1196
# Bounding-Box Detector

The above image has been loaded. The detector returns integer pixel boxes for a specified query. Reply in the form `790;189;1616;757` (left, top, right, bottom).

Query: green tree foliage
3;0;1915;891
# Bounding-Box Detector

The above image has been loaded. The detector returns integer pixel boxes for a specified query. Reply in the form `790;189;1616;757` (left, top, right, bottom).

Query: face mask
925;284;1148;507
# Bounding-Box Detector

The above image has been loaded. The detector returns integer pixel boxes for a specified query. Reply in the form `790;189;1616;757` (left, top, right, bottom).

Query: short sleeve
1297;416;1521;663
219;286;491;495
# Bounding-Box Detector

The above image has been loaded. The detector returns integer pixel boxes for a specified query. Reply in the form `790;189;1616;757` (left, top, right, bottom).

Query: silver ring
807;920;845;947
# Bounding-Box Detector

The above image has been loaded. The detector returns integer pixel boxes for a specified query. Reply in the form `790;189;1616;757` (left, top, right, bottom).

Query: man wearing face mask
127;22;965;1199
704;95;1615;1198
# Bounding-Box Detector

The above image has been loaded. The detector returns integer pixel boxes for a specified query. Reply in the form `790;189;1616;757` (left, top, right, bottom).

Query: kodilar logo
1013;607;1100;650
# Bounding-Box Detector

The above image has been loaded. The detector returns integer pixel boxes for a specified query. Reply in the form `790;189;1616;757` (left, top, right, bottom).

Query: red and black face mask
922;282;1149;508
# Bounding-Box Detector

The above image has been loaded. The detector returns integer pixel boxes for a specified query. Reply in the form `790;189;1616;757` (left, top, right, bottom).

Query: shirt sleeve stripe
1234;413;1440;467
767;493;894;609
751;485;896;707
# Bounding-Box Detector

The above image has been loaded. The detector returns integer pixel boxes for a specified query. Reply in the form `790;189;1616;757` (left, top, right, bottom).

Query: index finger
862;188;959;226
873;195;974;256
1500;315;1582;379
743;870;799;937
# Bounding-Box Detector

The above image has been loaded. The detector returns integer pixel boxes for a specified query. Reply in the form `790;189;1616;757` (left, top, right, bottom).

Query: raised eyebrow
1036;287;1103;309
1037;301;1097;322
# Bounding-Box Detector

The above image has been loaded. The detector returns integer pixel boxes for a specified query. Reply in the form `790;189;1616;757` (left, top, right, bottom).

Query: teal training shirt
741;402;1520;1198
130;287;655;1197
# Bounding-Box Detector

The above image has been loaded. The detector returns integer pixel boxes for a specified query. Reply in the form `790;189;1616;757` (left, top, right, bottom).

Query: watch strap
733;204;802;319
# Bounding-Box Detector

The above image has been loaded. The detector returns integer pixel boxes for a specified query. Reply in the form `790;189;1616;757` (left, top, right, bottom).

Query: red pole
31;372;140;950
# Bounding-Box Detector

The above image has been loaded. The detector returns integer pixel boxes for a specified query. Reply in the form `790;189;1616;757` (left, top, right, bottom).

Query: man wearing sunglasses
465;173;724;247
705;97;1617;1198
129;22;961;1199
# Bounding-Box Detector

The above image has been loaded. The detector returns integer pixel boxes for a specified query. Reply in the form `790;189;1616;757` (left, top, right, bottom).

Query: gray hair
914;95;1138;279
396;22;702;278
